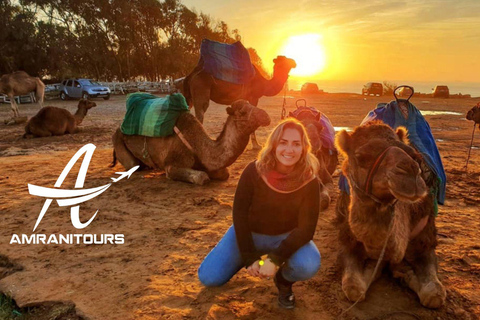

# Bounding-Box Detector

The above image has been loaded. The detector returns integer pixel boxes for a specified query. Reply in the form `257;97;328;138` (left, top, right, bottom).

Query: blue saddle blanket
200;39;255;84
339;100;446;205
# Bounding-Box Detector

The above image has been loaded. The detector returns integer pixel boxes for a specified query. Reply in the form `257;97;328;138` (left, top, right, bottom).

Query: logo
10;144;138;245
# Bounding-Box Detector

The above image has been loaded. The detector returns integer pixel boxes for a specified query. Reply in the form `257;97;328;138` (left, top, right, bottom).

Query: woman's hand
247;260;261;277
259;258;277;278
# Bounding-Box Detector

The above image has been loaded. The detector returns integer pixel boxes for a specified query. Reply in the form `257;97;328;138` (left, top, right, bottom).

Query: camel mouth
387;173;428;203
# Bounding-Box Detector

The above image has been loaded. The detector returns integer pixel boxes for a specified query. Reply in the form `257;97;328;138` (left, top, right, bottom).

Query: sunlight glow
280;34;327;77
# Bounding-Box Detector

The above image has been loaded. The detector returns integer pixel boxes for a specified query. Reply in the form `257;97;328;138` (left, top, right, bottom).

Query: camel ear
335;130;352;155
396;127;409;144
226;107;235;115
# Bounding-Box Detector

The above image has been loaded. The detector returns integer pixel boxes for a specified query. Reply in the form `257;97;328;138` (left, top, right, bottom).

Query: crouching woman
198;119;321;309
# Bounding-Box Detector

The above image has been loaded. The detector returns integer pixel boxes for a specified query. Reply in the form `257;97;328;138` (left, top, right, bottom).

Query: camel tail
110;149;117;167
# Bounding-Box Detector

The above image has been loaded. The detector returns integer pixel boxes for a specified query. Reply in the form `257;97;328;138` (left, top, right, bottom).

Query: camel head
291;110;324;155
336;122;428;204
272;56;296;76
78;99;97;110
226;100;271;133
466;105;480;124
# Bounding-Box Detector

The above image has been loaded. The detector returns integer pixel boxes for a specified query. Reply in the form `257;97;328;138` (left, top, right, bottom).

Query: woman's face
275;127;303;173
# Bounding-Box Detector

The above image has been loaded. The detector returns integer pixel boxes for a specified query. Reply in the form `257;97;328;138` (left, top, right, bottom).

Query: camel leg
112;129;142;170
341;244;368;302
393;252;446;308
165;165;210;185
9;97;20;118
35;78;45;108
319;181;331;212
250;132;261;150
363;259;387;285
29;126;52;138
207;168;229;181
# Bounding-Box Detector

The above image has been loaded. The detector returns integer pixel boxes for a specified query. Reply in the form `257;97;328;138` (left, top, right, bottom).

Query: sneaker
274;272;295;309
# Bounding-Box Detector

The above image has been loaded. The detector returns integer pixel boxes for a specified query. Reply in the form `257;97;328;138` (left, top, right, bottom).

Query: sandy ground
0;93;479;320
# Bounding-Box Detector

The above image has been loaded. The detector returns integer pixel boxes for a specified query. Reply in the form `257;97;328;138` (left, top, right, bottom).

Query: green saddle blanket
121;92;189;137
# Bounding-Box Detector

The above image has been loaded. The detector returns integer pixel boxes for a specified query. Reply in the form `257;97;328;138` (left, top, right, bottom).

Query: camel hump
121;92;190;137
199;39;255;84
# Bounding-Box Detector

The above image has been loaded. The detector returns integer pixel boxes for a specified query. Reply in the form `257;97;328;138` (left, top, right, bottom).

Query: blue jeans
198;225;321;287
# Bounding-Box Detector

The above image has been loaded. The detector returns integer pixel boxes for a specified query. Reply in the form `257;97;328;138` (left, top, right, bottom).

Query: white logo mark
28;144;138;232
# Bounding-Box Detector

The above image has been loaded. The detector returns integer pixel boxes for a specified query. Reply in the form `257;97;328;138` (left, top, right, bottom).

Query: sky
182;0;480;84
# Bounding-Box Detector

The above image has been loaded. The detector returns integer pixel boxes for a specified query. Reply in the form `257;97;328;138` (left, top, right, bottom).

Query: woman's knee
198;263;229;287
288;245;321;279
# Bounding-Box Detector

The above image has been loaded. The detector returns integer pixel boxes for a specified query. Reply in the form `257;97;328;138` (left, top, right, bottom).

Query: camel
0;71;45;118
183;56;296;149
24;99;97;138
466;104;480;127
291;108;338;210
111;100;271;185
335;122;446;309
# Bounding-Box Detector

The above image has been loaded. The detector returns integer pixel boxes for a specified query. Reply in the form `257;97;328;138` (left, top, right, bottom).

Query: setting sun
280;34;326;77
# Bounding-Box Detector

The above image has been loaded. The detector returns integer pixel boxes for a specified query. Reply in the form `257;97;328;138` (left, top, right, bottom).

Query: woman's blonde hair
256;118;319;180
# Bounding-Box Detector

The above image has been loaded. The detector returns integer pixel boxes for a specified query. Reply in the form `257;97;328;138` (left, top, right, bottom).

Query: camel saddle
289;106;336;152
121;93;189;137
339;100;447;209
199;39;255;84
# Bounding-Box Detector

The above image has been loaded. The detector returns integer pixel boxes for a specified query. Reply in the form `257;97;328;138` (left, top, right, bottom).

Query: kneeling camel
111;100;271;185
24;99;96;138
335;122;446;308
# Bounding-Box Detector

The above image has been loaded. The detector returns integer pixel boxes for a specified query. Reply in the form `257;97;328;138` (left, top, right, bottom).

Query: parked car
59;79;111;100
301;82;321;94
432;85;449;98
362;82;383;96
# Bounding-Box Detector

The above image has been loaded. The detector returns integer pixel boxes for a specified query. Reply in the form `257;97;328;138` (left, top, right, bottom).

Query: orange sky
183;0;480;83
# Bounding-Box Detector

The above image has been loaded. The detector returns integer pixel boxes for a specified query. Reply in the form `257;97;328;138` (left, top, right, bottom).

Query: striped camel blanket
120;93;189;137
339;100;446;207
199;39;255;84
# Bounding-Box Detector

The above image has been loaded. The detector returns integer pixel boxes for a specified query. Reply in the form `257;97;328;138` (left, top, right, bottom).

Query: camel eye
354;152;373;166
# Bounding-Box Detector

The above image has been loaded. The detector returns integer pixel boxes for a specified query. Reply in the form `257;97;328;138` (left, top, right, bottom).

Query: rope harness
340;146;400;318
464;122;476;171
349;146;397;205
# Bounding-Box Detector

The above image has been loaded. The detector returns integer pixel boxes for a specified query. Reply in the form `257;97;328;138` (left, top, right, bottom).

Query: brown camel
466;104;480;127
24;99;97;138
292;109;338;210
0;71;45;118
183;56;296;149
111;100;271;185
335;122;446;309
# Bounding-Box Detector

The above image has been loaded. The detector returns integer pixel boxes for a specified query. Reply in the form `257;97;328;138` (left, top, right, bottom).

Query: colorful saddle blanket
200;39;255;84
338;100;446;206
121;93;189;137
289;106;336;152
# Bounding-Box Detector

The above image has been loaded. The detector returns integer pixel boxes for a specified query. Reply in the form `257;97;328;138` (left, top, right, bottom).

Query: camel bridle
349;146;396;205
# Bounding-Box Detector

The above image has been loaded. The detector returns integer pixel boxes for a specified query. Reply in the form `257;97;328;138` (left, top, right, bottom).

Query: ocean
288;79;480;98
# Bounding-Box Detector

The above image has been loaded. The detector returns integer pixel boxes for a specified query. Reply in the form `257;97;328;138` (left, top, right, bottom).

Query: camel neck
175;114;250;172
73;107;88;125
264;71;288;96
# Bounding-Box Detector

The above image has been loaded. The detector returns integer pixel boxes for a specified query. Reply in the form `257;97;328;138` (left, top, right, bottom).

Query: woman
198;118;322;309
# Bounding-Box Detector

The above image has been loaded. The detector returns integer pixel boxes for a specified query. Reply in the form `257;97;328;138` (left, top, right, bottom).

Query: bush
383;81;397;96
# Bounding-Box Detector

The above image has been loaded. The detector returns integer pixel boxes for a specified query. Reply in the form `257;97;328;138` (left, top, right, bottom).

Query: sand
0;93;479;319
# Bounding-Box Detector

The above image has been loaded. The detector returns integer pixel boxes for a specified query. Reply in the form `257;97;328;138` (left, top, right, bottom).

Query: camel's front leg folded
165;165;210;185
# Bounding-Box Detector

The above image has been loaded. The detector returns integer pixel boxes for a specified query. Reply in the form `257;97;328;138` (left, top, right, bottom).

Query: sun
280;34;326;77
